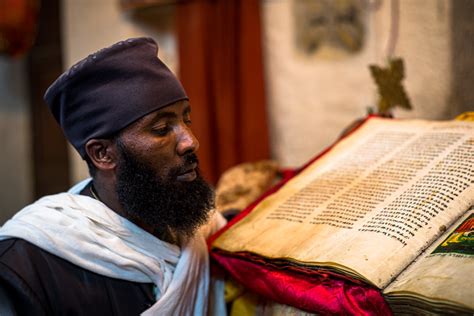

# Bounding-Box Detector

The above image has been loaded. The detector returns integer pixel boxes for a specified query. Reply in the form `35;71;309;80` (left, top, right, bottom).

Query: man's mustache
171;153;200;177
184;153;199;166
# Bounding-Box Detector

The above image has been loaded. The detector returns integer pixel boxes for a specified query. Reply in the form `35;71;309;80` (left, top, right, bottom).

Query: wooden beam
28;0;70;198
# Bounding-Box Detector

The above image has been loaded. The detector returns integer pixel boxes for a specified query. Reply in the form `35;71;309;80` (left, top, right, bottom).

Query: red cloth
177;0;270;184
212;251;391;315
0;0;39;57
209;116;392;315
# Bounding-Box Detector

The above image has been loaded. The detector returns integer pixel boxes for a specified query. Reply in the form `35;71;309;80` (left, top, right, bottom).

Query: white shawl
0;179;226;315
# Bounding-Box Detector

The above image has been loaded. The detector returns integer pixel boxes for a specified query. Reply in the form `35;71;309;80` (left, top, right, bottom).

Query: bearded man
0;37;226;315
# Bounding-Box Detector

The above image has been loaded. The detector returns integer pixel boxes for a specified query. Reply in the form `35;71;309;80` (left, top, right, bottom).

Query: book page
213;118;474;288
384;208;474;310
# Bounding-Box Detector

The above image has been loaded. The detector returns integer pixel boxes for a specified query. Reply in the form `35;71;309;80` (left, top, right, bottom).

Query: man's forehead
155;100;190;116
140;100;191;124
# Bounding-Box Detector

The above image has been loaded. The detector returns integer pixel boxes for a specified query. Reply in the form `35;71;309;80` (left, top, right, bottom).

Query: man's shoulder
0;238;41;255
0;238;156;314
0;238;41;269
0;238;17;257
0;238;56;293
0;238;51;270
0;238;50;314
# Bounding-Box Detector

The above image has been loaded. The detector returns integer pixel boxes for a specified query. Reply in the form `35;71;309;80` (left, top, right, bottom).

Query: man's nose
176;125;199;156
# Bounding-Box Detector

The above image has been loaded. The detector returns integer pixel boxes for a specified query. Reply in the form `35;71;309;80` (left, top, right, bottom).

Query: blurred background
0;0;473;224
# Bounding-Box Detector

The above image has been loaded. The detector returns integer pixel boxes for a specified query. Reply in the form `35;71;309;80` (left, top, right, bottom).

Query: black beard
115;140;214;239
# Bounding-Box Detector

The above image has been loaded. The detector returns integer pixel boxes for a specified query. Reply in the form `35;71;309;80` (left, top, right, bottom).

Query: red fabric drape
177;0;270;183
0;0;39;57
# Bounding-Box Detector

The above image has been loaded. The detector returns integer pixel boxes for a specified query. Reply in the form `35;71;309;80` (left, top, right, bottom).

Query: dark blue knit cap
44;37;188;158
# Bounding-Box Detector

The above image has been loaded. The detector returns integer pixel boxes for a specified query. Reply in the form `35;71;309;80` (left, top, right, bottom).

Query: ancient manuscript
212;117;474;313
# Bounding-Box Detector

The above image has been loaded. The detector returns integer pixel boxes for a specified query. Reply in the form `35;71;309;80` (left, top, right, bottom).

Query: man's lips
177;163;198;181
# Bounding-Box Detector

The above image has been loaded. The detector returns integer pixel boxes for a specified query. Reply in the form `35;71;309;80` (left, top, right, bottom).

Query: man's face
117;100;200;182
114;100;214;238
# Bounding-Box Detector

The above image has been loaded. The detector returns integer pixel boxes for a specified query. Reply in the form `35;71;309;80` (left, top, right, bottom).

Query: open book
211;117;474;314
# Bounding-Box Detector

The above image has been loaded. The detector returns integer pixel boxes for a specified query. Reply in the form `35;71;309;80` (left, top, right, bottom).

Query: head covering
44;37;188;158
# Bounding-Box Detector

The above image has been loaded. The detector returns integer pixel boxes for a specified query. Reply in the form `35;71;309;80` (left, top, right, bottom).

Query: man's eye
152;126;170;136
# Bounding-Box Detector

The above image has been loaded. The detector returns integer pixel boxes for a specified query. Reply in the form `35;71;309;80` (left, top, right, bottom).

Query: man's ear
84;139;118;171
